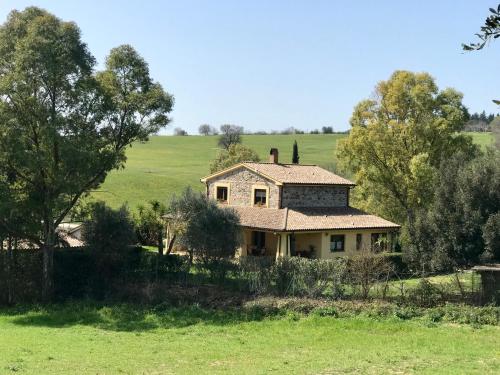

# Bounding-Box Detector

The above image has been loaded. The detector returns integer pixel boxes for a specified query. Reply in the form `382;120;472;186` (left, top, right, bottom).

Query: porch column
276;233;287;259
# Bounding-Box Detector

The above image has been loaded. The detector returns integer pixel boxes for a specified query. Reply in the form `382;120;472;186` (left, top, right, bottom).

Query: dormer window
253;188;267;207
215;184;229;203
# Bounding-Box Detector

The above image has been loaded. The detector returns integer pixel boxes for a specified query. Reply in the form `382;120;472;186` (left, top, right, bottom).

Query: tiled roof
285;207;401;231
230;206;287;231
230;206;400;231
201;162;355;186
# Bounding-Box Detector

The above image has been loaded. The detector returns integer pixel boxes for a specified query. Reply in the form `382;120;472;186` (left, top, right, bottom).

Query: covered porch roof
230;206;400;232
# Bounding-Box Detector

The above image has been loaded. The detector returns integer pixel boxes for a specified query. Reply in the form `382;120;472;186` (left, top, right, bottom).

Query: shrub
407;278;443;307
81;203;137;298
346;252;394;299
173;188;241;280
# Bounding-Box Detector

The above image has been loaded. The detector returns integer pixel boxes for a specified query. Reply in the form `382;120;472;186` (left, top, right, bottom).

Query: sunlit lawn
0;303;498;374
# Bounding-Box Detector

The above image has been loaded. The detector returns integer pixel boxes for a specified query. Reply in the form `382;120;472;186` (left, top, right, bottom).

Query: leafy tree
322;126;333;134
209;144;260;173
0;8;173;300
292;140;300;164
198;124;217;136
82;202;136;253
81;202;136;298
135;200;167;255
175;191;240;280
167;187;207;261
405;151;500;271
491;116;500;149
198;124;211;135
483;212;500;261
218;124;243;149
174;127;188;136
337;71;476;229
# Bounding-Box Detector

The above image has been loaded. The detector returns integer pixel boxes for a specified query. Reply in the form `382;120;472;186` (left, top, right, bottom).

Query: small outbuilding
472;264;500;304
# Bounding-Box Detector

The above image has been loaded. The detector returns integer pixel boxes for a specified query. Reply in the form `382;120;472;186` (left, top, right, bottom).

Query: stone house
200;148;400;258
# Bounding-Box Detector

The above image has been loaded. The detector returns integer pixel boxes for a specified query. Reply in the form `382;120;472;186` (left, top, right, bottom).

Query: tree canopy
209;144;260;173
0;7;173;299
218;124;243;149
337;71;476;225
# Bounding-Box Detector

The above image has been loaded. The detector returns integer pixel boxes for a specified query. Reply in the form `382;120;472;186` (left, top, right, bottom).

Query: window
216;186;228;203
356;233;362;250
254;188;267;206
252;231;266;248
330;235;345;252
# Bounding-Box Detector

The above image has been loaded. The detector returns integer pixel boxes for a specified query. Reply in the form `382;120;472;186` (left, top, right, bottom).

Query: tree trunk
166;234;176;255
158;233;164;256
41;222;55;302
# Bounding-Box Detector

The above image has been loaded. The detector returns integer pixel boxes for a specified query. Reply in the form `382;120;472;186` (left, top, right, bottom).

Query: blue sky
1;1;499;134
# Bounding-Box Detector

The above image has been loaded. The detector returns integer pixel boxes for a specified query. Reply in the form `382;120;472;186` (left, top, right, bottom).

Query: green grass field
0;304;498;374
91;132;493;209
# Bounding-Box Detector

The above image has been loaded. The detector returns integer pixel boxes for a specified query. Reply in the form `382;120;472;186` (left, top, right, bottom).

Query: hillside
91;132;493;209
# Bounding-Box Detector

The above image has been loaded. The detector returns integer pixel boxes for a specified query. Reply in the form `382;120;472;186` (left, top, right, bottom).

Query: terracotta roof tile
242;162;355;185
285;207;400;231
230;206;287;231
230;206;400;231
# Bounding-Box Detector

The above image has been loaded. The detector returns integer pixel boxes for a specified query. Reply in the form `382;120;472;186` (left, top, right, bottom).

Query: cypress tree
292;140;299;164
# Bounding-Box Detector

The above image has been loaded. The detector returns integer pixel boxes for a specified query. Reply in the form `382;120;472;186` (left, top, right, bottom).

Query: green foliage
209;144;260;173
217;124;243;149
0;8;173;299
134;200;167;254
406;278;442;308
404;150;500;270
170;187;241;279
483;212;500;260
491;116;500;150
238;257;347;298
292;140;299;164
82;202;136;253
338;71;476;226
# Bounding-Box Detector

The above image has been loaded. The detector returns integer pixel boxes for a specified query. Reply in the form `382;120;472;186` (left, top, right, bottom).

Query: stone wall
207;167;280;208
281;185;348;208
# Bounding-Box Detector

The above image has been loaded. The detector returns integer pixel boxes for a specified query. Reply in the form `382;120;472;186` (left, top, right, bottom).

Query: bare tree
218;124;244;149
198;124;211;136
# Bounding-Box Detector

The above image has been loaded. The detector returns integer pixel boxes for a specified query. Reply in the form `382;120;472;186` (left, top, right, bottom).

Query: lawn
0;304;498;374
91;132;493;209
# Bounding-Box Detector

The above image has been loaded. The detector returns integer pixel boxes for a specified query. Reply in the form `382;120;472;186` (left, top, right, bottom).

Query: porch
238;229;397;259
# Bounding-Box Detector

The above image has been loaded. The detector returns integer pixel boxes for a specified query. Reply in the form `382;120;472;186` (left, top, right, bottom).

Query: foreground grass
91;132;492;209
0;303;498;374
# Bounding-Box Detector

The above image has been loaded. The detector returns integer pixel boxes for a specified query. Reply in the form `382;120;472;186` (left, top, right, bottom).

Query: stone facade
207;167;280;208
281;185;348;208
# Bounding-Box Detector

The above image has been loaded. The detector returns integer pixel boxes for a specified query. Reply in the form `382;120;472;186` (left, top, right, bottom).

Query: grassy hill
91;132;493;209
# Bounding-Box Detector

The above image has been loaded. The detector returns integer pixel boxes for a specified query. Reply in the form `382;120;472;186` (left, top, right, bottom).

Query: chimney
269;148;279;163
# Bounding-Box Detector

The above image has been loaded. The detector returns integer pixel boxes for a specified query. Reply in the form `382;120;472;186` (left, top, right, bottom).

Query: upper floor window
216;186;228;203
330;235;345;252
253;188;267;206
